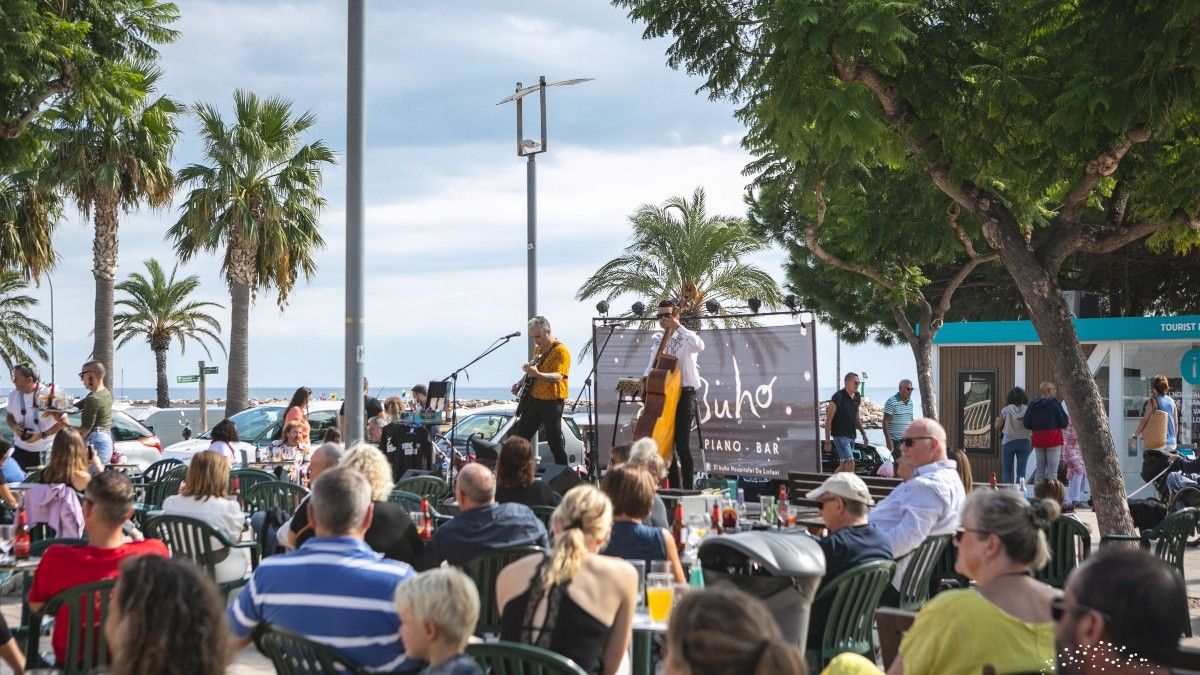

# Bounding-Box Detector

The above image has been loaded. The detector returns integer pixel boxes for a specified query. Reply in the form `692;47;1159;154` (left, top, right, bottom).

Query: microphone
503;331;521;339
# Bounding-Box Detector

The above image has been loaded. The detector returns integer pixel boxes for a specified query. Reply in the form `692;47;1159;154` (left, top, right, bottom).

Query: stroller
1134;447;1200;545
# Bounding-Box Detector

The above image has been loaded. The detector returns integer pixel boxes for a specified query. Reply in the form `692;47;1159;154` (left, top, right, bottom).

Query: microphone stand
442;334;518;490
570;322;619;483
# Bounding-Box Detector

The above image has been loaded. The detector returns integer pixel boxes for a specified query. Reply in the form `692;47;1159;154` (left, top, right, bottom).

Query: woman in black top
494;437;561;508
340;444;423;566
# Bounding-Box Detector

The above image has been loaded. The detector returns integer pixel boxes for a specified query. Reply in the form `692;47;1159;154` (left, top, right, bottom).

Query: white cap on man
805;472;875;506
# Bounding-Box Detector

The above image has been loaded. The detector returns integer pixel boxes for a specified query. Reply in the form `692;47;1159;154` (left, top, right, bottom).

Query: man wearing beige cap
806;473;892;649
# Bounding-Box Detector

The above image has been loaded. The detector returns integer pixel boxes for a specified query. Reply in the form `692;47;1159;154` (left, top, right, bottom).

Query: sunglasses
899;435;935;448
656;314;672;319
1050;598;1110;623
817;498;838;510
953;527;989;543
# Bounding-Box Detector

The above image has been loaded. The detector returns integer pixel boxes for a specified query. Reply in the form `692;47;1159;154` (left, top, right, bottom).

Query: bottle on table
14;509;30;560
672;503;685;552
419;496;433;541
777;485;790;526
989;472;998;489
710;502;722;535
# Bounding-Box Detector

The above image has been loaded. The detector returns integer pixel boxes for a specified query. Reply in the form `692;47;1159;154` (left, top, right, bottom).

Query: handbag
1143;397;1169;450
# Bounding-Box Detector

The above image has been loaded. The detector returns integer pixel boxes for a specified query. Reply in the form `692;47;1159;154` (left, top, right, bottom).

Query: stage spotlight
631;301;646;317
784;294;798;311
596;300;610;315
705;299;720;314
748;297;762;313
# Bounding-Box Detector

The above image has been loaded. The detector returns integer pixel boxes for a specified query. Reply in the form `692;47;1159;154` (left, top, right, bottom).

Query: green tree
0;0;178;145
0;270;50;372
114;259;225;408
50;66;180;389
576;187;783;334
614;0;1200;535
0;167;59;279
169;91;334;417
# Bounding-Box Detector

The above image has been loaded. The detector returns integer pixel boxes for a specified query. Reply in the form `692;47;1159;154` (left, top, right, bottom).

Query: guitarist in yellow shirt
510;316;571;465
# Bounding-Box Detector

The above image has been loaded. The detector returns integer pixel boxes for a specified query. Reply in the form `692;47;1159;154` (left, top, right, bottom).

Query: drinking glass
0;524;13;557
650;560;671;576
629;560;646;612
645;573;674;623
411;512;428;532
759;495;776;525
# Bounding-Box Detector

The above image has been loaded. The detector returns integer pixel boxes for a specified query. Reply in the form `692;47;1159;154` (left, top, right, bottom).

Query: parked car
162;400;343;464
436;404;586;468
0;410;163;473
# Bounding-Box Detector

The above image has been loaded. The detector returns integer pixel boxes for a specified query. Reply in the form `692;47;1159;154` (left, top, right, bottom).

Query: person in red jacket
28;471;168;665
1023;381;1069;485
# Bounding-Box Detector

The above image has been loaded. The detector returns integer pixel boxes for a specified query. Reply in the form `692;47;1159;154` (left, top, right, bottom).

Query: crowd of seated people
18;416;1197;675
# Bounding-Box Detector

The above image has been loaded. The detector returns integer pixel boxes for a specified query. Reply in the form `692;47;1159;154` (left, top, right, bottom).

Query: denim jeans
87;429;114;465
1001;438;1032;484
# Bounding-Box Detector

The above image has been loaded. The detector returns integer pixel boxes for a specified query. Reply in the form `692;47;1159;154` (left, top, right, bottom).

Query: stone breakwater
136;398;589;412
817;398;885;429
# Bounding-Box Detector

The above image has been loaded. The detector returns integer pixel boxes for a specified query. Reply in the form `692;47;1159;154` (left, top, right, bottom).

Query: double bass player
643;301;705;489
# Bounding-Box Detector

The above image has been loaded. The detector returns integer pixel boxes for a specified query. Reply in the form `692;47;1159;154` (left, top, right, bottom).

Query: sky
33;0;916;399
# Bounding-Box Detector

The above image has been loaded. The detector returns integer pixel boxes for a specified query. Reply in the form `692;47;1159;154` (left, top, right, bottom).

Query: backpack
1143;397;1169;450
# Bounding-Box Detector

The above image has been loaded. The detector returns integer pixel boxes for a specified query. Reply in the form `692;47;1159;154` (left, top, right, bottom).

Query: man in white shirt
6;364;66;469
869;417;965;605
643;301;705;489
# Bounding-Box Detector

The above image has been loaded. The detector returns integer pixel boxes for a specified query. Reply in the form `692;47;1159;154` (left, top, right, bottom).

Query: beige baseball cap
805;472;874;506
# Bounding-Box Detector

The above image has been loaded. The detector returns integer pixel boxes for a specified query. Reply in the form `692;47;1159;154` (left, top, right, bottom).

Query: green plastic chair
807;559;897;670
230;468;277;493
22;469;43;484
387;489;423;512
140;458;183;483
149;464;189;505
15;538;87;647
895;534;952;610
459;547;544;635
927;538;968;597
395;475;449;503
23;578;116;673
466;640;588;675
1035;517;1091;589
1102;507;1199;636
144;514;260;595
531;505;555;530
252;623;369;675
242;480;309;515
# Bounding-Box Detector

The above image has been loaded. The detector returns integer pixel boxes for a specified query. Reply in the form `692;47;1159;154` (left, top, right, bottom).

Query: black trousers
669;386;697;489
513;397;568;465
12;448;40;471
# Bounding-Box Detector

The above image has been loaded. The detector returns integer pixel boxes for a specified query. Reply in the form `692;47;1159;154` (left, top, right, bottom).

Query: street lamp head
520;139;542;151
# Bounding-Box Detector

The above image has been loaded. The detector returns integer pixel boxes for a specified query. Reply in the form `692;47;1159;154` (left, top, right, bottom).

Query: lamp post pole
46;275;54;388
344;0;366;444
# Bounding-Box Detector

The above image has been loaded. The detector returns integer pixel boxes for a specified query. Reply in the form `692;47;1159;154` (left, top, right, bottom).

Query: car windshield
449;413;510;443
224;406;284;442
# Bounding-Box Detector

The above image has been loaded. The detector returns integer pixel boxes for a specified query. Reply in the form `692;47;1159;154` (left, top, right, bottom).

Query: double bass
634;306;682;464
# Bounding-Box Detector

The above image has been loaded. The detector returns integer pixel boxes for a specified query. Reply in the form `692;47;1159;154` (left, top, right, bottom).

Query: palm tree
0;270;50;372
49;65;180;388
0;162;60;280
576;187;783;336
114;259;225;408
168;90;334;416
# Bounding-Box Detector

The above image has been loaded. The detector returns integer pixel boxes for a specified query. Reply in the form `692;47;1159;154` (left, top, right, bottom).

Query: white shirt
869;458;965;589
6;386;57;455
209;441;239;465
161;494;250;584
643;325;705;389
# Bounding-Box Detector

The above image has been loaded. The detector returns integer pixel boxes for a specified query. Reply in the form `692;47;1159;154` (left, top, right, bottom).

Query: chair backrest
23;468;43;484
387;489;423;513
29;522;56;544
810;559;897;669
395;476;449;503
896;534;952;610
243;481;309;515
141;458;183;483
144;514;235;579
531;505;555;530
460;546;545;635
1151;507;1199;574
1035;517;1092;589
466;640;588;675
30;536;87;557
253;623;368;675
230;468;277;493
25;578;117;674
143;464;189;507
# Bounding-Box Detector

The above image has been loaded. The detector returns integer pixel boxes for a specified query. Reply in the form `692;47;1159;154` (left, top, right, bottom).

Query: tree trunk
92;194;119;389
910;333;938;422
225;233;255;418
154;345;169;409
983;223;1135;536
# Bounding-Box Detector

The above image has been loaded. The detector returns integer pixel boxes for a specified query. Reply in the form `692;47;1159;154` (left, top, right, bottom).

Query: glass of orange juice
645;573;674;623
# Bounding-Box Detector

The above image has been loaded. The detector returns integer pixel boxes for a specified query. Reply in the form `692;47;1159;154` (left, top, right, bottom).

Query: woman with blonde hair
496;485;638;675
662;586;806;675
161;450;248;584
339;443;423;565
889;488;1061;674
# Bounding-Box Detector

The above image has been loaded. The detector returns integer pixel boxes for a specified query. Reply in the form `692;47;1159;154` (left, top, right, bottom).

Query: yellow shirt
530;342;570;401
898;588;1055;675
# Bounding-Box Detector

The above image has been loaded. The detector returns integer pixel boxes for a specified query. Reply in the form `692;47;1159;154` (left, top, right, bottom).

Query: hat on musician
805;472;874;506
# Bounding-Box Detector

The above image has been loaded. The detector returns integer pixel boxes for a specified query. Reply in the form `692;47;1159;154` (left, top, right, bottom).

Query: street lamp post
344;0;366;444
498;76;592;353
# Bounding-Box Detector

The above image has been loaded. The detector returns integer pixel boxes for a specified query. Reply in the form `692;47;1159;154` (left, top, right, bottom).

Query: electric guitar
514;345;556;417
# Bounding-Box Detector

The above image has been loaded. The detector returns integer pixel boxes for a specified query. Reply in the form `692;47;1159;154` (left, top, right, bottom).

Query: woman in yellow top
510;316;570;465
889;488;1061;675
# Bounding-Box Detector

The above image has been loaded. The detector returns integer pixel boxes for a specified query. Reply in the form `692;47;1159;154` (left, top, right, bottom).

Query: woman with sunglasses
888;488;1061;675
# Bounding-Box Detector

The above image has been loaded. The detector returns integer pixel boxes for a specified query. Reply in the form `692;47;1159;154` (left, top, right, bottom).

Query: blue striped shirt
228;536;418;672
883;393;914;441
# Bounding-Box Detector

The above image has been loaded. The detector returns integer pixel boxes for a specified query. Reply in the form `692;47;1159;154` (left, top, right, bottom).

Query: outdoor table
0;556;40;574
631;611;667;675
246;461;295;470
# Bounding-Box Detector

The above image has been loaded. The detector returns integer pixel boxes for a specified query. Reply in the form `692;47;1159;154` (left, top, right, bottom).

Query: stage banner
592;321;819;479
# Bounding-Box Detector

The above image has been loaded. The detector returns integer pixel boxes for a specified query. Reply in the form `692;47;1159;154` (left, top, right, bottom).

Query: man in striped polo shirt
229;467;419;673
883;379;915;460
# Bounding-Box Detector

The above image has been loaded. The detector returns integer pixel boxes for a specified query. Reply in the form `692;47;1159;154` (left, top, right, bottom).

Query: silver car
436;404;585;468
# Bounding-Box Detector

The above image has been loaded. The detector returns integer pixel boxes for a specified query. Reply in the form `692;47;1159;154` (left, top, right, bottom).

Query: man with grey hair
869;417;965;605
510;315;571;465
882;378;915;459
420;463;547;569
229;467;420;672
284;442;343;549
